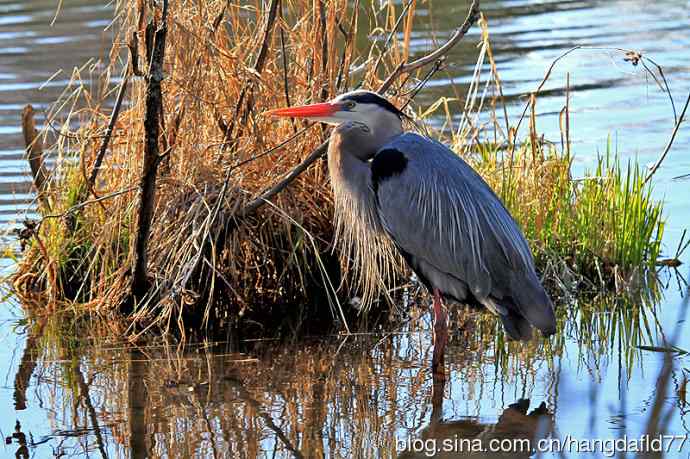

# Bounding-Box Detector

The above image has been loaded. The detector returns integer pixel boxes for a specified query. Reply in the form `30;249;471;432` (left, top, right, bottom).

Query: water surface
1;0;689;457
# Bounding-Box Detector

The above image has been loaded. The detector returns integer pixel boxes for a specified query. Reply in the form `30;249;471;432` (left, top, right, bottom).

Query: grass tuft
465;140;664;296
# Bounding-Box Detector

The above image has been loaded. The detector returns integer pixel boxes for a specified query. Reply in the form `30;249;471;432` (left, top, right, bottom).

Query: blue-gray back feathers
372;133;556;340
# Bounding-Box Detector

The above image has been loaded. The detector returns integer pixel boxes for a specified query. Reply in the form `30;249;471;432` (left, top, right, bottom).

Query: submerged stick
130;1;169;304
21;105;50;210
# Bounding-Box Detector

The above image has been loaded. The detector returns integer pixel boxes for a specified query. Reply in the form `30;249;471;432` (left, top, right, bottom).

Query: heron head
265;90;403;134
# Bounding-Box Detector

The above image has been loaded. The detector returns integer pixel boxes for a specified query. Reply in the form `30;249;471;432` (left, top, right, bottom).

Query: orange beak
264;102;340;119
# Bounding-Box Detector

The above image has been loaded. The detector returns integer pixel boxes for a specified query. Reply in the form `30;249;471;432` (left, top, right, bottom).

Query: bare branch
130;0;169;303
237;141;328;219
644;90;690;185
89;70;129;189
378;0;480;93
40;186;137;223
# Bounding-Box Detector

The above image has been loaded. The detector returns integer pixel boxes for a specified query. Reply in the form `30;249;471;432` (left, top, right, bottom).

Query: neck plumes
327;123;402;308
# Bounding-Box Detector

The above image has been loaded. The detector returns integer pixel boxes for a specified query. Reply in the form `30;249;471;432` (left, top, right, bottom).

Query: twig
377;0;480;93
223;0;280;144
317;0;329;101
236;141;329;219
335;0;359;92
278;3;298;134
278;18;291;108
159;102;186;175
253;0;280;78
640;56;677;124
370;0;415;79
226;125;313;173
40;187;137;223
676;229;690;260
128;31;144;77
88;71;130;189
644;90;690;185
511;45;582;147
400;58;445;109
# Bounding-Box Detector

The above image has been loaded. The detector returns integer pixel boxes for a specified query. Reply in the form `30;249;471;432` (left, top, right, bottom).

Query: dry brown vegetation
7;0;667;341
12;0;476;337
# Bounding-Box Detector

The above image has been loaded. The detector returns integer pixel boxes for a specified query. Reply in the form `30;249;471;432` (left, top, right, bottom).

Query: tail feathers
499;309;533;341
509;272;557;336
492;273;557;340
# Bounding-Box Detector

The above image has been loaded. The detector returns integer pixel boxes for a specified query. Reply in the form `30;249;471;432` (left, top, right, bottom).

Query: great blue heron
266;90;556;366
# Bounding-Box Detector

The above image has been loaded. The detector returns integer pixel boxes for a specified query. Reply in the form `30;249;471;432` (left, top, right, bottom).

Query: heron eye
344;100;356;110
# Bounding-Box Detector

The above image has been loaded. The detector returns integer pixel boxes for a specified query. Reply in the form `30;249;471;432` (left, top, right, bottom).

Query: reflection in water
398;398;552;458
128;349;149;458
399;350;553;459
224;375;304;458
4;420;29;459
72;357;109;458
0;290;675;458
12;321;40;411
1;277;682;457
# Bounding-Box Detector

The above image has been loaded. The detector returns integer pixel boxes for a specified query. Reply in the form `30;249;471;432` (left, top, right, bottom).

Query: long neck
327;130;379;232
327;112;403;203
327;128;400;306
369;110;404;150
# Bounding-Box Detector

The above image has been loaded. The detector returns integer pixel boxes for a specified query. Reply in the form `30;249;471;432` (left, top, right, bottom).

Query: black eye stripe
340;92;403;119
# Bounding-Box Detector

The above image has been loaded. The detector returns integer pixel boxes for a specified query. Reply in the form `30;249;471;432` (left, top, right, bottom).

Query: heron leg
432;288;448;373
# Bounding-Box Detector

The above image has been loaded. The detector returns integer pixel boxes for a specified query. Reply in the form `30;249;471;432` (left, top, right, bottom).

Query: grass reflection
5;281;679;457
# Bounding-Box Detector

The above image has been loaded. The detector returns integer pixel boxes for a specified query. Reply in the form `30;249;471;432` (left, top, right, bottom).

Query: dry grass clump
7;1;668;340
10;0;431;335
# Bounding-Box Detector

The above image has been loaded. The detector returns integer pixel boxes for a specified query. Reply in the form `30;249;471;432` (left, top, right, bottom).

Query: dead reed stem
21;105;50;211
89;70;130;190
378;0;480;93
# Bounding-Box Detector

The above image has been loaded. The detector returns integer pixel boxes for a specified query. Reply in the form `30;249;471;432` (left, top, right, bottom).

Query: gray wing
372;133;555;339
